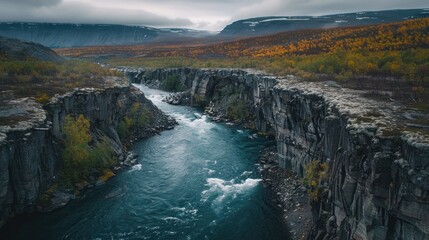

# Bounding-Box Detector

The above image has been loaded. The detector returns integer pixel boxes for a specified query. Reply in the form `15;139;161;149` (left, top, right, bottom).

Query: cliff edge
127;67;429;240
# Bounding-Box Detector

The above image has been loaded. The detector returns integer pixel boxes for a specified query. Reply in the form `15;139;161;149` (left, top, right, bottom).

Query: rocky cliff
126;67;429;240
0;78;174;227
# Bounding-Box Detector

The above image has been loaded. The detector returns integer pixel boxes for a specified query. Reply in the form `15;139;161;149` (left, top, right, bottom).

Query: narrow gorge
0;78;175;228
0;67;427;240
125;67;429;240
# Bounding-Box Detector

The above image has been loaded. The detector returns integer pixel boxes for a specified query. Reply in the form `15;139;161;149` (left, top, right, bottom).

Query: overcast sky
0;0;428;31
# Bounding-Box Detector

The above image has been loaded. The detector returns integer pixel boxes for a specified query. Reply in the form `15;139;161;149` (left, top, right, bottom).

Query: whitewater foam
201;178;261;213
129;164;142;172
172;113;214;136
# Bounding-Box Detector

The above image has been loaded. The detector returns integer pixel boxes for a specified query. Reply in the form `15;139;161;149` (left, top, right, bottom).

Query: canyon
0;77;175;228
125;67;429;240
0;66;427;239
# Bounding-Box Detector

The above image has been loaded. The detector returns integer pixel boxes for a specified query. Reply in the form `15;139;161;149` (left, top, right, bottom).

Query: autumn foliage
0;60;121;98
57;18;429;59
61;115;116;185
57;18;429;102
303;161;329;202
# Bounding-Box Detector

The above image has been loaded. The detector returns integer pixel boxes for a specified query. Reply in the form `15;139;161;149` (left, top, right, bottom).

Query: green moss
117;103;153;141
227;97;249;121
161;74;186;92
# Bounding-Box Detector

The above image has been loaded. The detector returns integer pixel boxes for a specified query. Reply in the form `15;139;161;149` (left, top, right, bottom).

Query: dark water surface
1;85;291;240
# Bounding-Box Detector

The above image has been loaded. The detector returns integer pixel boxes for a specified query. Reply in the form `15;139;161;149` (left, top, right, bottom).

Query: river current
1;85;291;240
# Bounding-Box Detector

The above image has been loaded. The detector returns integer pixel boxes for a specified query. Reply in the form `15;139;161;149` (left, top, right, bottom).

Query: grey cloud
0;1;192;27
0;0;428;30
126;0;259;3
1;0;61;7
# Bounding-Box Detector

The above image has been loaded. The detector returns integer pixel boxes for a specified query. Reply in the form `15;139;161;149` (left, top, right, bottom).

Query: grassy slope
55;19;429;106
0;41;122;102
56;18;428;58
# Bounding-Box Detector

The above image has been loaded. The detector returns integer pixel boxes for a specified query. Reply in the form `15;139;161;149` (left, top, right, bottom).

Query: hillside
57;18;429;59
1;9;427;48
66;18;428;104
220;8;429;37
0;23;213;48
0;36;121;101
0;36;62;62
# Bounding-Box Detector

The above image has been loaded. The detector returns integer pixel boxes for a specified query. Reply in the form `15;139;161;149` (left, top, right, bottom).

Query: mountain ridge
0;22;213;48
220;8;429;36
0;8;427;48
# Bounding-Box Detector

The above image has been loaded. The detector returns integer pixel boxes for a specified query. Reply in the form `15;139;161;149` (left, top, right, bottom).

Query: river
0;85;291;240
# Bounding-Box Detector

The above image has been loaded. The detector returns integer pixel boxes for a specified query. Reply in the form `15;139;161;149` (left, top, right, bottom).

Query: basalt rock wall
0;81;173;226
127;67;429;240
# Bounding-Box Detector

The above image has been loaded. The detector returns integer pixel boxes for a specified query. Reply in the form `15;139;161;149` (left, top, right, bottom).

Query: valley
0;6;428;240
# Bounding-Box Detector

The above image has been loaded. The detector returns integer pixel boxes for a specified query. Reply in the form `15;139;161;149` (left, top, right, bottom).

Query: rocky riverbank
125;67;429;240
0;77;176;227
259;147;312;240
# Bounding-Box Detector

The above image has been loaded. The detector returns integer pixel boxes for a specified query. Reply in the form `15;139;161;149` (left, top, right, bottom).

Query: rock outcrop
0;78;174;227
126;67;429;240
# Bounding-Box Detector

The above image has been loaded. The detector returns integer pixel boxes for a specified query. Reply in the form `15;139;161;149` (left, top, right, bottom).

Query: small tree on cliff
63;114;91;164
61;114;116;185
303;160;329;202
61;115;91;184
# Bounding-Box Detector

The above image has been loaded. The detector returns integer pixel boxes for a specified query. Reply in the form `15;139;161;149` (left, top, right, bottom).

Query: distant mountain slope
0;23;159;48
220;9;429;37
59;18;428;59
0;36;62;62
0;23;213;48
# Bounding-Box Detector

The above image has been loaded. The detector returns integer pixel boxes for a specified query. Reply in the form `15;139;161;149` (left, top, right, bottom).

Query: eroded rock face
126;68;429;240
0;80;173;226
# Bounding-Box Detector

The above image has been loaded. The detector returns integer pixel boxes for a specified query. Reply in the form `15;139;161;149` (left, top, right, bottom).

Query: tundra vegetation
86;18;428;104
0;60;121;101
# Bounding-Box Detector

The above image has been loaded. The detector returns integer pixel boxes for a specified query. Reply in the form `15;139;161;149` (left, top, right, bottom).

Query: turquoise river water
0;85;291;240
